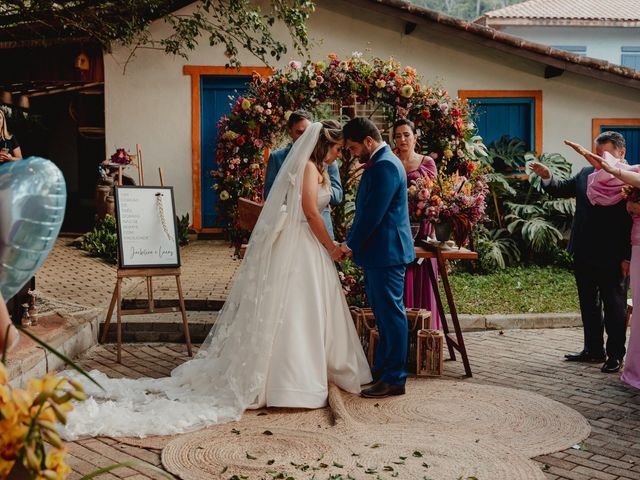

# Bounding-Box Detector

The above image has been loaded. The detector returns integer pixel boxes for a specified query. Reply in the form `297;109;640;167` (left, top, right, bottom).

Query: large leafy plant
472;138;575;272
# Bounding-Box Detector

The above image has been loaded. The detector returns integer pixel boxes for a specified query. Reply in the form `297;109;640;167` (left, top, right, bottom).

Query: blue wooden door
599;125;640;165
468;97;535;150
201;75;251;228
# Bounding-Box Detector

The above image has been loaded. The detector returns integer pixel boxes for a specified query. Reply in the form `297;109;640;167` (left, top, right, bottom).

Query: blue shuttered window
621;47;640;70
599;125;640;165
467;97;535;151
552;45;587;55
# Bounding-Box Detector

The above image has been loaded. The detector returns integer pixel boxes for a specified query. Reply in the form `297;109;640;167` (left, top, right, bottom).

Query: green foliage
487;135;528;173
448;266;578;314
0;0;313;69
473;137;575;271
409;0;524;20
526;152;573;193
474;226;520;272
78;215;119;264
177;213;191;247
505;212;563;254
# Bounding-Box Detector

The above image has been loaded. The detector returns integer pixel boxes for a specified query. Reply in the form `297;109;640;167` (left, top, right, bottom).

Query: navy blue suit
347;144;415;385
264;143;343;240
544;168;630;360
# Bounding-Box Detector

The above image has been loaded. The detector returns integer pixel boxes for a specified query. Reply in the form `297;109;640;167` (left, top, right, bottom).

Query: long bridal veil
62;123;324;439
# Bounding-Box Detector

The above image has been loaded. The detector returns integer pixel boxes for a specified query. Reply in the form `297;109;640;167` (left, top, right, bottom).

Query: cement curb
457;312;582;331
99;311;583;343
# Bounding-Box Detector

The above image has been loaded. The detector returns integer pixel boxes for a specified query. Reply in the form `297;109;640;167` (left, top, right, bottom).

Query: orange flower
328;53;338;61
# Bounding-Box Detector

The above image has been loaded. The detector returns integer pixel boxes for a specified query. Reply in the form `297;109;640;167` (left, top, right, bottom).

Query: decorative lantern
416;329;444;377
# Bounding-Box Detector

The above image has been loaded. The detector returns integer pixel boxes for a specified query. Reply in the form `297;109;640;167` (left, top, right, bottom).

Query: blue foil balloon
0;157;66;300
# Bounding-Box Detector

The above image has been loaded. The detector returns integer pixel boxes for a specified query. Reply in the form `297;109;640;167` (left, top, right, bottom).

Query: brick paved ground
38;238;240;309
66;328;640;480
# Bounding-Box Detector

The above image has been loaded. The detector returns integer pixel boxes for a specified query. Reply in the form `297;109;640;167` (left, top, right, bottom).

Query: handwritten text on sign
116;187;180;268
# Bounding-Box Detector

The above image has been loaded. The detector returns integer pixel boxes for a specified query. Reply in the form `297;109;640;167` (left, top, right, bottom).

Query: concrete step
99;311;218;343
7;311;100;388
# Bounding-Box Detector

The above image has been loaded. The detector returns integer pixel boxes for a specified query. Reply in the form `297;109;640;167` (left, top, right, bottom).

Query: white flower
352;51;363;59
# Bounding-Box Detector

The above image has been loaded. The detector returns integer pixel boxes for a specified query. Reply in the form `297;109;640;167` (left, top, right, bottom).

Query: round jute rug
161;379;590;479
337;378;591;458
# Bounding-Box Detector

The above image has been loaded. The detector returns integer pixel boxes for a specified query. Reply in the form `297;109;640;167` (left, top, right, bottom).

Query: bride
63;121;372;439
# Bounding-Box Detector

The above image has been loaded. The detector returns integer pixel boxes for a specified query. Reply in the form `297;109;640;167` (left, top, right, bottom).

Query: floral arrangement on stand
408;170;488;247
212;53;488;248
108;148;133;165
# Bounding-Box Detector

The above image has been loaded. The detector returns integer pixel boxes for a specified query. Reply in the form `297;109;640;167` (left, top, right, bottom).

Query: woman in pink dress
566;139;640;388
393;118;441;330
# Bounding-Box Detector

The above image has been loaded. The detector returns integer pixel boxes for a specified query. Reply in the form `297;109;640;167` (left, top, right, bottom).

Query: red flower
237;136;246;146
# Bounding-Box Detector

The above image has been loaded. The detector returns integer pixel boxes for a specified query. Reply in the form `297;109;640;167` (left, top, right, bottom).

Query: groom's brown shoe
360;371;382;388
361;381;405;398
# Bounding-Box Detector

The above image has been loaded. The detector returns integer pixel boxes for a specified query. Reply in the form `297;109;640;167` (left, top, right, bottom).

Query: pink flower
253;138;264;148
289;60;302;70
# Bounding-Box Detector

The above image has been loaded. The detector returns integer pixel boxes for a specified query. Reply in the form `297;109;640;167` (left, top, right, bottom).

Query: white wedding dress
62;123;371;439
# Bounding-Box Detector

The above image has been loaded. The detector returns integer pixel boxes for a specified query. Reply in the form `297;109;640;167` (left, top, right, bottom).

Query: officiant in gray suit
264;110;343;239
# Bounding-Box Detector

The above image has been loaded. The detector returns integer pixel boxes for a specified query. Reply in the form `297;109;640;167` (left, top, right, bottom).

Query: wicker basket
416;329;444;376
350;307;431;373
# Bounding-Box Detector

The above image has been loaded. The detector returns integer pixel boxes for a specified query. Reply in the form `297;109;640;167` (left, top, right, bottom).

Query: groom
341;117;415;398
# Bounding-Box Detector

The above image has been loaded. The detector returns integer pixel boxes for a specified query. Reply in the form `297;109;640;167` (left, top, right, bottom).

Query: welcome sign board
114;186;181;268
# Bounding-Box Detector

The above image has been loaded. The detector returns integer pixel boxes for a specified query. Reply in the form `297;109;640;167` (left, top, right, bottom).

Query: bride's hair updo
310;120;343;179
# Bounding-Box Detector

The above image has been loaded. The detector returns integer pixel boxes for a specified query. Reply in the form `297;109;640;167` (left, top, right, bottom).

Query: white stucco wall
104;0;640;224
498;26;640;67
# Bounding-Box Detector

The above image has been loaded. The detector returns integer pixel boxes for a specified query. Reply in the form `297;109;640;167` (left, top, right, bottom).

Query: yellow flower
284;110;292;121
375;79;386;88
241;99;251;111
220;191;230;201
443;149;453;160
400;85;414;98
0;364;7;385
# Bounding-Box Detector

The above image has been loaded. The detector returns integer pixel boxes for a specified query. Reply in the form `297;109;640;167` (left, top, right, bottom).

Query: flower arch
213;54;487;246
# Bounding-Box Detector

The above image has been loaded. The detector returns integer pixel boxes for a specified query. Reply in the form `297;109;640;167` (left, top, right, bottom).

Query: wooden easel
101;146;193;363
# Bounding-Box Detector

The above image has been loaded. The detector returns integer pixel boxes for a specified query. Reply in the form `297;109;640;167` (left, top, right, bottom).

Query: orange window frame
458;90;543;154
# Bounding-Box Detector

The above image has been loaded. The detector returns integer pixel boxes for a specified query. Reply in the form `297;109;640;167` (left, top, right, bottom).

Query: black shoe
601;358;623;373
360;370;382;388
361;381;405;399
564;350;606;362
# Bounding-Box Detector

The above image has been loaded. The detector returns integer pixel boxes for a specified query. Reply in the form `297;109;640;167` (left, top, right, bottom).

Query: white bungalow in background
5;0;638;233
476;0;640;69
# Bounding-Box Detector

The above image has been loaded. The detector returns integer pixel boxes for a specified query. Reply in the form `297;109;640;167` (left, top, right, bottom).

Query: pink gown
586;153;640;388
405;157;441;330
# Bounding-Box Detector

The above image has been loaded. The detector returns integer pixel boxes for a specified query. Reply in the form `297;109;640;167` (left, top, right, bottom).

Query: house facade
99;0;640;232
476;0;640;69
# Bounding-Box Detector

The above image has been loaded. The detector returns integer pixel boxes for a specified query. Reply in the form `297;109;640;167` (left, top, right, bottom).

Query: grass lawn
448;266;579;315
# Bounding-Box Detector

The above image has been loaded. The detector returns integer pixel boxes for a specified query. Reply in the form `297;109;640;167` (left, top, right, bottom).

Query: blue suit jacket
264;143;343;239
347;145;415;269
